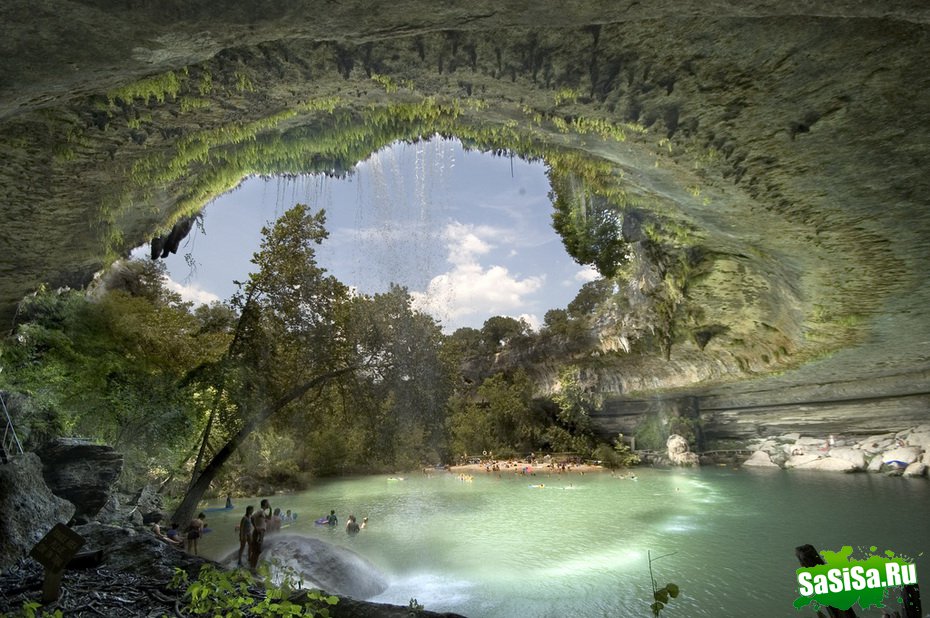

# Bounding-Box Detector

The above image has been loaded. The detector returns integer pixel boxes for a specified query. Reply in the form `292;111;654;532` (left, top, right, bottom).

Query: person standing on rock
237;505;254;566
249;499;271;570
185;512;206;555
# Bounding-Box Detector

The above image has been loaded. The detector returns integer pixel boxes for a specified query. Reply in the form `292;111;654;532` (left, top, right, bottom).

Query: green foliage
647;551;680;617
169;563;338;617
592;434;640;468
5;601;64;618
107;70;183;106
0;264;229;486
551;366;599;434
549;171;630;279
407;598;425;616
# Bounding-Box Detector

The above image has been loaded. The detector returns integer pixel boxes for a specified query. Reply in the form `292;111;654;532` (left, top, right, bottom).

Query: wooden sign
29;523;85;602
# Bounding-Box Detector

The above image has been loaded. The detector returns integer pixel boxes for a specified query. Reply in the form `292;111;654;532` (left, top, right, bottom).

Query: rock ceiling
1;1;929;408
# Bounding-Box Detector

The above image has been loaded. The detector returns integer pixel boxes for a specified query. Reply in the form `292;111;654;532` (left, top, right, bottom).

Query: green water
197;468;930;617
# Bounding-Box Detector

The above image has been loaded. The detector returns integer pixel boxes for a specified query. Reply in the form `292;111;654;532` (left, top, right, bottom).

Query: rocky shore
742;425;930;476
0;447;465;618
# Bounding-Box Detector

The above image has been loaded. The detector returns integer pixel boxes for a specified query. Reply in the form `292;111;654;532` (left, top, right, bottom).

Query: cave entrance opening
139;136;597;333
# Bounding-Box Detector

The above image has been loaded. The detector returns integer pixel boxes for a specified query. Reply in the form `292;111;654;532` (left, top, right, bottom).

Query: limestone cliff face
1;1;929;435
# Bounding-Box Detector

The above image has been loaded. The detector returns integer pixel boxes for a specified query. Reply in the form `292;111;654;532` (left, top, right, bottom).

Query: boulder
36;438;123;522
742;450;779;468
903;462;927;478
906;432;930;449
792;457;858;473
867;455;884;472
74;522;208;581
827;448;867;470
881;446;923;466
220;534;389;600
666;434;700;467
785;454;822;469
0;453;75;570
779;433;801;442
795;437;827;447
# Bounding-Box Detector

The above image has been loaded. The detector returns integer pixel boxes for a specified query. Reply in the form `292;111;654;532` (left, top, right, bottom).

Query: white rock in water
882;446;923;465
867;455;884;472
742;450;779;468
903;462;927;478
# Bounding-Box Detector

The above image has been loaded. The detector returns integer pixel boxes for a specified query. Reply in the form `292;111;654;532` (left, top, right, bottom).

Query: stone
903;462;927;478
666;434;700;467
906;432;930;449
867;455;884;472
792;457;858;473
785;454;822;469
881;446;923;465
861;433;896;444
0;453;76;570
742;450;779;467
36;438;124;522
74;522;207;581
827;448;867;470
860;438;894;454
219;534;389;600
795;437;827;447
779;433;801;443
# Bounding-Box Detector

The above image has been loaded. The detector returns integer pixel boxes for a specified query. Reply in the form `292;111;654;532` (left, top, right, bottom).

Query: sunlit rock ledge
1;0;929;433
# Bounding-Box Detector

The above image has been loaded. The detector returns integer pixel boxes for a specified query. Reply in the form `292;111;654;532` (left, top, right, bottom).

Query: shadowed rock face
36;438;123;523
1;1;928;433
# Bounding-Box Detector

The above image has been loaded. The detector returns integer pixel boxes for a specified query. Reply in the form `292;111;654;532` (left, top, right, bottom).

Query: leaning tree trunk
170;366;356;528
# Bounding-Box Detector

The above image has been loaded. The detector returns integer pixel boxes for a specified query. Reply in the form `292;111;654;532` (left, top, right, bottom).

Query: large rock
221;535;389;600
791;457;858;473
827;448;867;470
881;446;923;466
74;522;208;581
0;453;75;569
903;462;927;478
666;434;700;467
742;450;779;468
906;432;930;449
784;454;822;469
36;438;123;522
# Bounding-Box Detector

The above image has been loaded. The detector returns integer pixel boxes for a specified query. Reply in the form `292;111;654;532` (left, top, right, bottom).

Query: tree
172;204;358;527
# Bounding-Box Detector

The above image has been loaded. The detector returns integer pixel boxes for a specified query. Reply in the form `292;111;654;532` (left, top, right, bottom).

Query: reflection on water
198;468;930;617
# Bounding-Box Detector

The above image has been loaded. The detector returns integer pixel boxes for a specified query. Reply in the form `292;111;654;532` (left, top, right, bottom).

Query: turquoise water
197;467;930;617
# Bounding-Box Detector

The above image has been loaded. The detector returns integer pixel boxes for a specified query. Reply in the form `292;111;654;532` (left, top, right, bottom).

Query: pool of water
197;467;930;617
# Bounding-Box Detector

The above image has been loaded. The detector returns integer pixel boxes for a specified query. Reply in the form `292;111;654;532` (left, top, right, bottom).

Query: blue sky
140;137;597;332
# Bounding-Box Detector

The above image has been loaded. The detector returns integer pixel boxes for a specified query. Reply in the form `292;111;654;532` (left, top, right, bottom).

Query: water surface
198;467;930;617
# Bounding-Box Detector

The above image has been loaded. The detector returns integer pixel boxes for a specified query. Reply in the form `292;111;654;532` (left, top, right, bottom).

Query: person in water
237;505;254;566
346;515;360;535
326;509;338;526
360;516;368;530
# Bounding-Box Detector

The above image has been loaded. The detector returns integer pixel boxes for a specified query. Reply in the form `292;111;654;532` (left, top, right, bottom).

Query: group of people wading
237;499;274;570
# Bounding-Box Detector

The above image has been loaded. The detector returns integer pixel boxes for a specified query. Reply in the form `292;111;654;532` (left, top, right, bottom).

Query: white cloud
411;222;544;328
573;265;600;283
518;313;541;332
163;276;221;305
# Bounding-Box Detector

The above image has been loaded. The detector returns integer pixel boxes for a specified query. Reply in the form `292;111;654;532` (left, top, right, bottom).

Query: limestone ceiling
1;1;929;398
